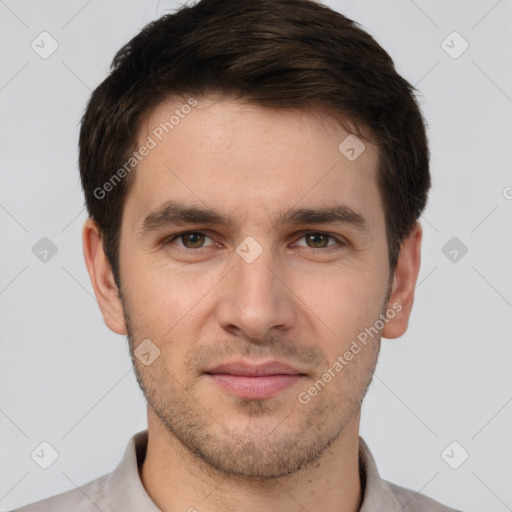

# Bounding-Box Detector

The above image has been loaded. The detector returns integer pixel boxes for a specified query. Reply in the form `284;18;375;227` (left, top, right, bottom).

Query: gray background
1;0;511;510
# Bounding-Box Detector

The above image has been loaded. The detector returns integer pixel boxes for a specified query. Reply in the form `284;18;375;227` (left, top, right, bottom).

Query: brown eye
181;232;205;248
169;232;213;249
304;233;330;248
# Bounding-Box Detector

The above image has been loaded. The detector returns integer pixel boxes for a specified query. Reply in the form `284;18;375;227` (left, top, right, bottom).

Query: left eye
294;233;341;249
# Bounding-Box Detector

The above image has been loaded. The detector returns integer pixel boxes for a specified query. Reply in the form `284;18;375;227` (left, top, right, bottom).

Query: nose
215;243;297;343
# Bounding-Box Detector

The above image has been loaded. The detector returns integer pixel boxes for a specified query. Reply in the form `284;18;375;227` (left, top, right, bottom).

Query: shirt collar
105;430;399;511
105;430;160;512
358;437;401;510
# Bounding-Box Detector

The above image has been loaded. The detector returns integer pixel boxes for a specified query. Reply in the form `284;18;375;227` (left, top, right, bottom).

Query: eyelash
164;230;346;253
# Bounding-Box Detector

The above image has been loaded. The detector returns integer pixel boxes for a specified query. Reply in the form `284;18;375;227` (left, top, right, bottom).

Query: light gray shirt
11;430;461;511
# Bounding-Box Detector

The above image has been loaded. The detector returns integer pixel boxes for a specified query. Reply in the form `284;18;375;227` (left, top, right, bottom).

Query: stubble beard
119;282;389;481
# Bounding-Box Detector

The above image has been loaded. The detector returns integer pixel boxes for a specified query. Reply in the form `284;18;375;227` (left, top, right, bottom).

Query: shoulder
9;473;112;512
386;479;463;512
358;437;461;512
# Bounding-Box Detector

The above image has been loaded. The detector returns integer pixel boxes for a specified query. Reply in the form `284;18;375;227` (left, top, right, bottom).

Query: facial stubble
119;280;391;481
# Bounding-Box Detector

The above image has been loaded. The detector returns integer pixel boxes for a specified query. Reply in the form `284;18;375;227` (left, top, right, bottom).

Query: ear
381;222;422;339
82;218;127;335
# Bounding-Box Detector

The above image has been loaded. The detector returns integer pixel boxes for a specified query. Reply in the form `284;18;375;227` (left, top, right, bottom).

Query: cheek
128;257;202;308
124;263;223;349
300;266;384;331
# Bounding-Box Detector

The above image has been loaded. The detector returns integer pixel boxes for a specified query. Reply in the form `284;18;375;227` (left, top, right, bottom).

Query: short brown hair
79;0;430;288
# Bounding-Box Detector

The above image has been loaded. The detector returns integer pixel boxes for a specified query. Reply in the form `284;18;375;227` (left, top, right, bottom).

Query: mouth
204;360;307;400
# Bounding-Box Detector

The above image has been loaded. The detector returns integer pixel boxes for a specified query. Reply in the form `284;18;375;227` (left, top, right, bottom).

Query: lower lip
207;373;303;400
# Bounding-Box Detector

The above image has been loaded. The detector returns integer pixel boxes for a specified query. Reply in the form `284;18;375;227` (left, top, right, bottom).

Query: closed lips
205;361;304;377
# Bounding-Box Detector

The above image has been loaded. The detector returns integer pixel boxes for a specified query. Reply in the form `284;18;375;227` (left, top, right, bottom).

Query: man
13;0;460;510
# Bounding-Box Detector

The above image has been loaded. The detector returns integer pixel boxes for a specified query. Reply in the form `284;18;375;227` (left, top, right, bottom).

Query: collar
358;437;402;510
105;430;160;511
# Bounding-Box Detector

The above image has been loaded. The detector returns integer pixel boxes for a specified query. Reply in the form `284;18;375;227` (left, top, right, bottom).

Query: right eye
165;231;216;250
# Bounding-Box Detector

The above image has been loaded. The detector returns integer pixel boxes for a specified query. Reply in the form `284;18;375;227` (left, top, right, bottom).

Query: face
114;96;394;478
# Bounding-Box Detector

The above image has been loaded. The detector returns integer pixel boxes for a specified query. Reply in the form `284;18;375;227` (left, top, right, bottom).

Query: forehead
124;96;384;234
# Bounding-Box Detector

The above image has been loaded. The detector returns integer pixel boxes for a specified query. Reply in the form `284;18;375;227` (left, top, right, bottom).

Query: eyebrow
138;199;369;236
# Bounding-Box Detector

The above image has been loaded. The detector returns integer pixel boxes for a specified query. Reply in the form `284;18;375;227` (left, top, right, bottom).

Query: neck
140;409;363;512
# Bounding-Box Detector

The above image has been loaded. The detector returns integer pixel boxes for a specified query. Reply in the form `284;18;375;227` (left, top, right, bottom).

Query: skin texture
83;96;422;512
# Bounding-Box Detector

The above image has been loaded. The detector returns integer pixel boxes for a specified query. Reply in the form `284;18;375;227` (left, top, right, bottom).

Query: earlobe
381;222;423;340
82;218;127;335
